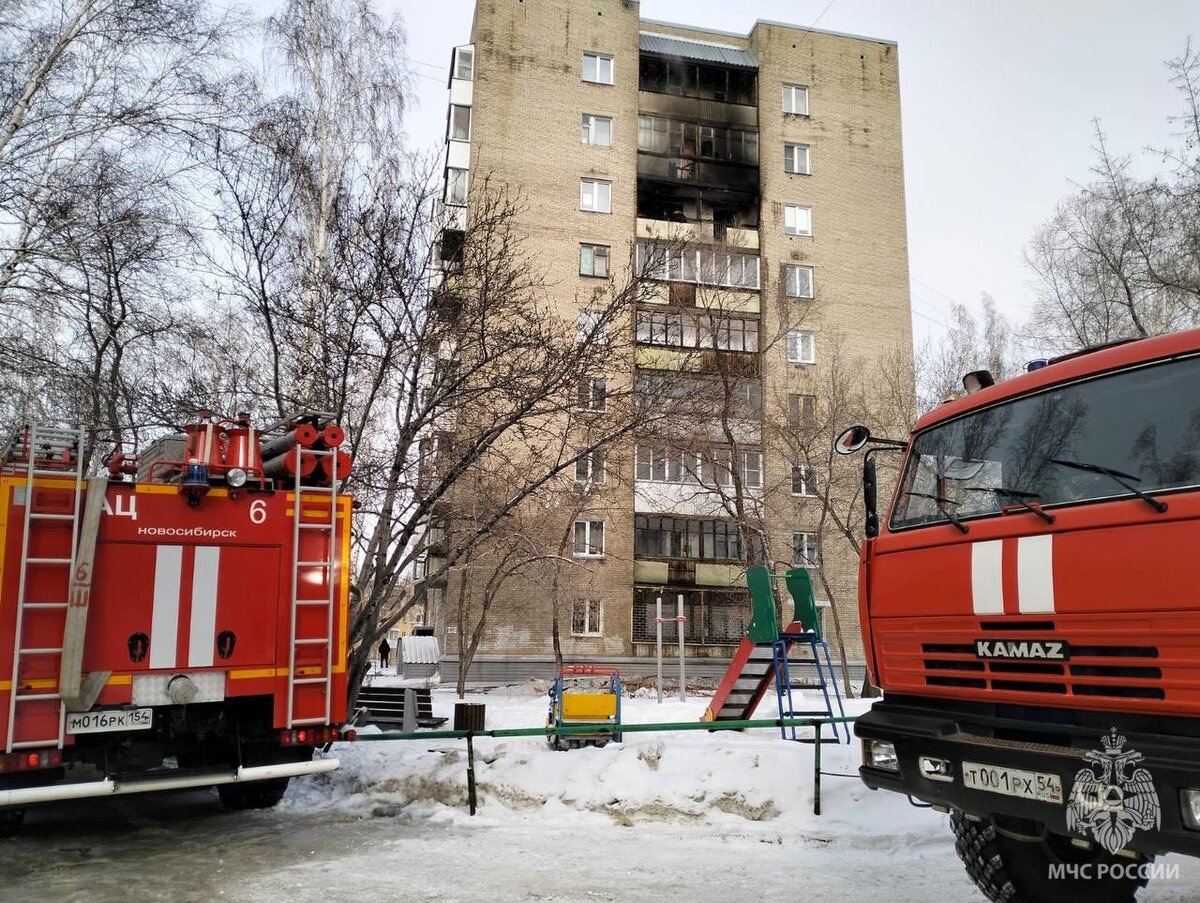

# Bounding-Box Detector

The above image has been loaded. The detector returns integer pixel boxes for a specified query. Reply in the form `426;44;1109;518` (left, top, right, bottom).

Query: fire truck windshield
890;353;1200;530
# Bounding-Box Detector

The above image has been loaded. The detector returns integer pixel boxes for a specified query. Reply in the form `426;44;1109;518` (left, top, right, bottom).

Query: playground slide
702;621;806;722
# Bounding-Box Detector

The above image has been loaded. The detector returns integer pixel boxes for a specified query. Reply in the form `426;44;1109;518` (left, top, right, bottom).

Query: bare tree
769;337;915;695
0;151;194;463
0;0;240;305
1025;43;1200;352
917;295;1014;413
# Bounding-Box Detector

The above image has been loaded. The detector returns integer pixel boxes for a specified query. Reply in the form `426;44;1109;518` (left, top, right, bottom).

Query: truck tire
217;777;290;810
951;812;1149;903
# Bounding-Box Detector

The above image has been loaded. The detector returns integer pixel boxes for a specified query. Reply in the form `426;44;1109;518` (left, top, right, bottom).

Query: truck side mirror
835;425;872;455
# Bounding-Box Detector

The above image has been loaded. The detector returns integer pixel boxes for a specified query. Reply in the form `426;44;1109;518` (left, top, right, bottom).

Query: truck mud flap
0;757;339;808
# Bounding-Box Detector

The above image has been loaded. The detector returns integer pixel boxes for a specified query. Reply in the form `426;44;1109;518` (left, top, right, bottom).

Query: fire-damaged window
637;116;759;165
891;353;1200;530
639;57;757;106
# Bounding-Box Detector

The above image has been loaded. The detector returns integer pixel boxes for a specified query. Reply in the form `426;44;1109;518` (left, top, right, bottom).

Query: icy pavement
5;687;1200;902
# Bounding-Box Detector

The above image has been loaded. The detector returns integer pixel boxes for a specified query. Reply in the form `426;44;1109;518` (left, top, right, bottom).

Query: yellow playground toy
546;665;623;750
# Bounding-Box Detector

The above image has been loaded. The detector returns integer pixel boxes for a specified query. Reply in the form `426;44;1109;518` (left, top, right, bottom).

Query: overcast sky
388;0;1197;359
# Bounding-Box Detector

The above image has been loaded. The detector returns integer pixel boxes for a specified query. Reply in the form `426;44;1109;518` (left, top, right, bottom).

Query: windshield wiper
967;486;1056;524
907;491;969;534
1049;458;1168;513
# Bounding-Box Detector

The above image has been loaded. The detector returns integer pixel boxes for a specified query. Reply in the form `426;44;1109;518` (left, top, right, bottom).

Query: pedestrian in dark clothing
379;638;391;670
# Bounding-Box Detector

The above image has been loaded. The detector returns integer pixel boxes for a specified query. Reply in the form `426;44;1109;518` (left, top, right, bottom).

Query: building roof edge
638;16;898;49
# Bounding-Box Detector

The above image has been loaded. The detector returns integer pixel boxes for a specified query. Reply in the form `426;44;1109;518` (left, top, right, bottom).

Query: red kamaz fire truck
0;412;352;831
842;328;1200;902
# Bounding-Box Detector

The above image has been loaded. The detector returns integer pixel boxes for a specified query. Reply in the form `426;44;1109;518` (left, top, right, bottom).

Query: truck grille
874;615;1184;707
919;634;1164;700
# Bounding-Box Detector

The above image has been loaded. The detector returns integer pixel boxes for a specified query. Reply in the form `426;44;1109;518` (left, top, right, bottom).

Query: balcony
636;154;758;195
636;217;758;250
634;346;760;378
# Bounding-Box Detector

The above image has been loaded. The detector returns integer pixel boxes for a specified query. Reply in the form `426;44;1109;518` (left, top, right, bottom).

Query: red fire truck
842;328;1200;902
0;412;352;831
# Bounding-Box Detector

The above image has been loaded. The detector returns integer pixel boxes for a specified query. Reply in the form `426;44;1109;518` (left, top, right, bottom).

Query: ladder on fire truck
3;426;86;752
285;420;341;729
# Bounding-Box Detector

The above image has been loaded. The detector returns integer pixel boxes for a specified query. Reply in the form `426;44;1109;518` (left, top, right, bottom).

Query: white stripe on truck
149;545;182;668
1017;535;1056;613
188;546;221;666
971;540;1005;615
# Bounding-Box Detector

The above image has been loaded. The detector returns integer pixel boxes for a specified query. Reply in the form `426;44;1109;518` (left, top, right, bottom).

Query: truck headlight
1181;789;1200;830
866;740;899;772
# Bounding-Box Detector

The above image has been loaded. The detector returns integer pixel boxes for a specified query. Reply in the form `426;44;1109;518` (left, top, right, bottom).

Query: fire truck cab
0;412;351;831
846;329;1200;902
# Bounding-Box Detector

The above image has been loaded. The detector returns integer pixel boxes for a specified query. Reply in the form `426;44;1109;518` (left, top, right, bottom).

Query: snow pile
286;687;946;846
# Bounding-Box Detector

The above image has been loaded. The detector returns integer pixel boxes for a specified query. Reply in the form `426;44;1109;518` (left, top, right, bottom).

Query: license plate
66;708;153;734
962;761;1064;804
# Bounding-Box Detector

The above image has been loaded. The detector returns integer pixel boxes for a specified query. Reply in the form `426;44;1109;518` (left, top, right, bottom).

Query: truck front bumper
856;697;1200;858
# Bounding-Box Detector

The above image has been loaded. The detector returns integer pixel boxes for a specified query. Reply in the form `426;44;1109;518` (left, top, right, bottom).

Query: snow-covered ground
8;684;1200;901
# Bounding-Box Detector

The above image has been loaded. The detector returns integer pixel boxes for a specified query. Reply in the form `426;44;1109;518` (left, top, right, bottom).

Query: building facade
429;0;912;667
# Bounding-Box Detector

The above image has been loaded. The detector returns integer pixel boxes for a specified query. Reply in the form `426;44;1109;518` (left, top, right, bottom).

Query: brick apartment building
425;0;913;674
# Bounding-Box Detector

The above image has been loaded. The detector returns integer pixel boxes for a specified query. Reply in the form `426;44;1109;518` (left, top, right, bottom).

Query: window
579;243;610;277
787;330;816;364
700;448;734;487
572;598;603;636
575;449;606;484
741;450;762;488
581;114;612;146
445;168;468;206
577;308;607;344
791;464;818;496
736;382;762;415
786;265;814;299
715;318;760;352
793;532;821;568
583;52;614;85
453;47;474;81
635;445;692;483
577;376;607;411
784;204;812;236
449;105;471;141
635;241;760;290
634;516;742;561
574;520;605;557
635;310;759;352
783;84;809;115
784;143;810;174
788;393;816;428
580;178;612;213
